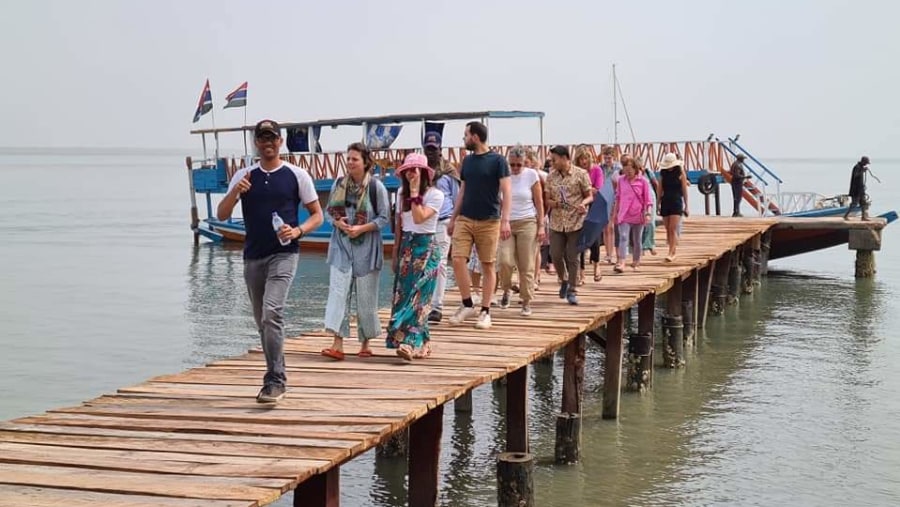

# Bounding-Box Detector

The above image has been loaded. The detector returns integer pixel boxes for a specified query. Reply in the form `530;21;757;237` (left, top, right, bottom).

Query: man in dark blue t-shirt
448;121;511;330
217;119;323;403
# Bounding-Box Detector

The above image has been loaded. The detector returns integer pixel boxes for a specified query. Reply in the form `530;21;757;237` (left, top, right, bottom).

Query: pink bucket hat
396;153;434;181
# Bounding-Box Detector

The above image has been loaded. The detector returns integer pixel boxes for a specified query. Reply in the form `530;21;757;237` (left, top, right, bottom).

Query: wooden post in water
727;246;742;305
498;366;533;507
749;234;762;286
849;228;881;278
602;311;625;419
455;390;473;413
627;294;656;392
682;271;699;344
409;404;444;507
710;252;731;316
663;279;685;368
555;334;585;464
294;467;339;507
376;428;409;458
697;260;716;329
759;231;772;276
741;242;755;295
185;157;200;246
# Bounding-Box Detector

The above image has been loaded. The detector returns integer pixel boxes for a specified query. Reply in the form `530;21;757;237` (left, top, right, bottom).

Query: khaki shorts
451;216;501;264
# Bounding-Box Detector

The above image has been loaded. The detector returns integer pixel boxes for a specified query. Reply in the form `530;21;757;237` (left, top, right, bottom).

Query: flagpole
242;97;248;157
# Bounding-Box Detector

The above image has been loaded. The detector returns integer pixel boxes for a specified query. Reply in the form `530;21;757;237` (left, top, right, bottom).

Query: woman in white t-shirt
387;153;445;360
497;146;545;316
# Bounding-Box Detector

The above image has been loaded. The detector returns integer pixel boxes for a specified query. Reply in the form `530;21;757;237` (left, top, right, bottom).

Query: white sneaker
475;310;492;329
449;305;478;325
520;305;532;317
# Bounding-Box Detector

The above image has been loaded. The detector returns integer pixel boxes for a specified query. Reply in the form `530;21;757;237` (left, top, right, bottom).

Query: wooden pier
0;216;891;507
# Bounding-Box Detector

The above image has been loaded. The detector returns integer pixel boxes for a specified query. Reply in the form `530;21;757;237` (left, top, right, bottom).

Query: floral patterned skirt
387;232;440;350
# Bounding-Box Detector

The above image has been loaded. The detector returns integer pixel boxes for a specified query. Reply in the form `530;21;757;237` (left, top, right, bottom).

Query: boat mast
613;63;618;146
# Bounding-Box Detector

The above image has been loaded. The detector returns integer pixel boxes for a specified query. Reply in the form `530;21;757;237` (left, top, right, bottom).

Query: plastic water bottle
271;212;291;246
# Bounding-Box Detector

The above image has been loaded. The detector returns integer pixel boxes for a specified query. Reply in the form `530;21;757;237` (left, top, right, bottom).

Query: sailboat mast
613;63;618;146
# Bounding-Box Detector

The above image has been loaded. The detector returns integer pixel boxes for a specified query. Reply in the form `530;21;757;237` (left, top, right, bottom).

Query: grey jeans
244;252;298;387
550;229;582;291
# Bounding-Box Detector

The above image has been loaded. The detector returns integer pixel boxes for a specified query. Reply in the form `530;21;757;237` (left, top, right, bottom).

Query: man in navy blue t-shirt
447;121;511;330
217;119;323;403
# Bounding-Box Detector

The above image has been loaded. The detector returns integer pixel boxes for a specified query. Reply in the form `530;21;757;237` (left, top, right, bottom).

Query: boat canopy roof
190;110;544;135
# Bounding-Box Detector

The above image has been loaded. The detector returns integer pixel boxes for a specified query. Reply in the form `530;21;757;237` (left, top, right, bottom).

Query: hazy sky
2;0;898;158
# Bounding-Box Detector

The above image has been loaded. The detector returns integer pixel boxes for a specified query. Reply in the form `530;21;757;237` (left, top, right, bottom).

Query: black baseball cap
254;119;281;138
549;145;570;158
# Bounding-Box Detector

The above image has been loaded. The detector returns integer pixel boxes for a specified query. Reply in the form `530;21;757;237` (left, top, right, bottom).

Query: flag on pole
192;79;213;123
224;81;248;109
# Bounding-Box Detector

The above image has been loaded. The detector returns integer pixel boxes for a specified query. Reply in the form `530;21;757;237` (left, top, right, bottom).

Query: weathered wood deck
0;216;888;506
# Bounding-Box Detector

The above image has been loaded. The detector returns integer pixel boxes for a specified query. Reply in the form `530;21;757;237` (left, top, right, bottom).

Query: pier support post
455;390;473;413
855;250;876;278
555;334;585;464
603;311;626;419
497;366;533;507
760;231;772;276
749;234;762;286
663;279;685;368
185;157;200;246
409;404;444;507
627;294;656;392
294;467;340;507
727;247;742;305
682;271;698;344
710;251;731;315
741;243;755;295
376;428;408;458
697;260;715;329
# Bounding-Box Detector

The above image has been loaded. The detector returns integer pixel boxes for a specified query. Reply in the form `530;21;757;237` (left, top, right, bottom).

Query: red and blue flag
224;82;248;109
192;79;213;123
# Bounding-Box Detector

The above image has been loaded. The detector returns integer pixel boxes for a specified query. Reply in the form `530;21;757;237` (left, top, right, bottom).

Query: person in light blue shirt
424;132;460;324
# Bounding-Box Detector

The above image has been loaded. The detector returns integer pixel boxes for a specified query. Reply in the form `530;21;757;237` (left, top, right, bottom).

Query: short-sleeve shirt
459;151;510;220
589;165;605;189
227;163;318;260
397;187;444;234
546;166;593;232
509;168;540;220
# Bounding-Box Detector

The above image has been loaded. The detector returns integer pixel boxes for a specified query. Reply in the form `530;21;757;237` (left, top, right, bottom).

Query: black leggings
579;239;601;269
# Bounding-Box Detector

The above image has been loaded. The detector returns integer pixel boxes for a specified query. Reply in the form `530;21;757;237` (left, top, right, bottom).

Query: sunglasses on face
509;162;524;167
257;134;279;143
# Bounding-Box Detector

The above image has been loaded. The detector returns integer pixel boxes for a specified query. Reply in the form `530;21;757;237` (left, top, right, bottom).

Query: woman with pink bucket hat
387;153;445;360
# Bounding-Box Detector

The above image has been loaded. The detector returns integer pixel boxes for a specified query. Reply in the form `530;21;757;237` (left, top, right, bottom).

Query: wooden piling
760;231;772;276
506;366;529;453
741;243;754;295
602;311;625;419
409;404;444;507
555;334;585;464
497;452;534;507
663;279;685;368
455;390;473;413
710;251;732;315
855;250;876;278
727;247;742;305
376;428;408;458
294;467;339;507
627;294;656;392
750;234;762;286
682;271;699;343
697;260;715;329
185;156;200;246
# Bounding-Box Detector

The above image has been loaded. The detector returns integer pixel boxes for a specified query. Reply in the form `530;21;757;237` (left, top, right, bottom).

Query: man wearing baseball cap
217;119;324;403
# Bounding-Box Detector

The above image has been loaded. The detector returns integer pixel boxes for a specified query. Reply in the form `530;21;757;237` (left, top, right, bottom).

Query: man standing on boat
843;156;871;221
425;131;459;324
448;121;512;330
729;154;747;217
216;119;324;403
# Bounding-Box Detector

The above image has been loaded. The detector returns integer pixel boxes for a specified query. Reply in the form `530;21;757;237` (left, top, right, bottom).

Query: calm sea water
1;149;898;506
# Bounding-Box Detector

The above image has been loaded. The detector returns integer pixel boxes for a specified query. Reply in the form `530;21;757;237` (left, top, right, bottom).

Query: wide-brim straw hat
397;153;435;181
659;153;683;170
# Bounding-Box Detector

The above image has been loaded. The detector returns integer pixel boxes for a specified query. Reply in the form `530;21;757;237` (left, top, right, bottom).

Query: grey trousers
550;229;582;291
324;266;381;342
244;252;298;387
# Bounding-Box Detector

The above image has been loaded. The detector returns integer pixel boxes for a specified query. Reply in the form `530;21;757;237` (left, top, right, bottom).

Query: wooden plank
0;485;252;507
0;464;284;503
0;442;326;479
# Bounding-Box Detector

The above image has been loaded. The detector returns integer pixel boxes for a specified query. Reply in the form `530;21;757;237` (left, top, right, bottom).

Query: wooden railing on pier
0;217;889;506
